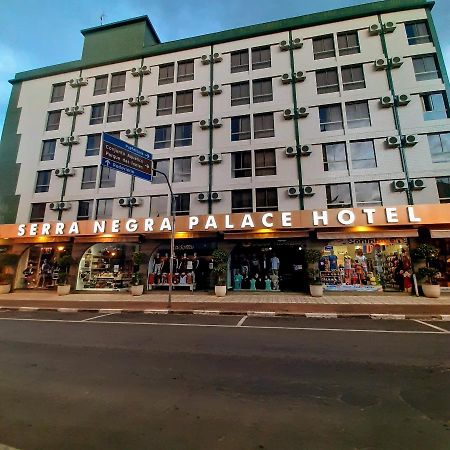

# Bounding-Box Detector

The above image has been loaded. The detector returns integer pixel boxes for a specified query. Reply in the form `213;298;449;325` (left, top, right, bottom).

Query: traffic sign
101;133;153;182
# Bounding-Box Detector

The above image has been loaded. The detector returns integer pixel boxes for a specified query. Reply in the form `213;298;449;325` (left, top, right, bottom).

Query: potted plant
211;248;228;297
411;243;438;270
0;253;20;294
56;255;74;296
304;248;323;297
417;267;441;298
130;251;148;296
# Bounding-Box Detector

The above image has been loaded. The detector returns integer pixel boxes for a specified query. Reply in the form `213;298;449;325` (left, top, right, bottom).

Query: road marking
18;307;39;312
370;314;406;320
413;319;449;333
441;315;450;321
236;316;247;327
144;309;169;314
99;309;122;314
247;311;277;317
193;310;220;315
81;312;118;322
57;308;79;313
305;313;338;319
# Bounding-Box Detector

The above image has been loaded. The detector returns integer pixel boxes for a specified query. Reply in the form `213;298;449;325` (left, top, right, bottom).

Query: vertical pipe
208;46;214;214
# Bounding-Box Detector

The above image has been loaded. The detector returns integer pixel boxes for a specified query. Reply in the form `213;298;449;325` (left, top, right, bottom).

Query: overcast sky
0;0;448;131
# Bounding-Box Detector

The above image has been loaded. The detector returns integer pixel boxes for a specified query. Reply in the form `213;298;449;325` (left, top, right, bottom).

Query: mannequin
178;252;188;272
250;254;260;275
264;275;272;291
162;252;170;273
401;248;411;271
270;272;279;291
249;276;257;291
344;254;352;284
270;254;280;274
234;272;243;291
355;249;368;274
328;250;338;271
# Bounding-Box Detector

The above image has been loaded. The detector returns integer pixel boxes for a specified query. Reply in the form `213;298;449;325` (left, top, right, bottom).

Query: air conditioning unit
279;40;290;51
199;120;210;130
294;71;306;82
137;95;149;105
200;86;209;96
281;73;292;84
396;94;411;106
211;153;222;163
212;84;222;95
299;144;311;156
60;137;71;146
285;146;297;156
131;66;151;76
49;202;60;211
390;56;404;68
73;105;84;115
119;197;131;207
302;186;315;197
374;58;389;70
297;106;309;118
369;23;382;35
383;21;396;33
59;201;71;210
380;95;395;107
212;53;222;63
386;136;401;147
129;197;142;206
410;179;425;190
128;97;139;106
287;186;300;197
69;135;79;145
140;65;151;75
292;38;303;49
197;192;209;201
131;67;140;77
69;77;88;88
125;127;147;138
64;107;74;116
392;179;407;191
64;168;76;176
404;134;418;146
211;118;222;128
198;154;209;164
201;54;210;65
55;168;66;177
283;109;295;120
210;191;222;201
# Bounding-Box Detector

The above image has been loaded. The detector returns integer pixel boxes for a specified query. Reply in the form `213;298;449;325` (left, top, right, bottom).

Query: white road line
413;319;449;333
18;307;39;312
144;309;169;315
57;308;79;313
236;316;247;327
247;311;277;317
81;312;118;322
370;314;406;320
305;313;338;319
193;310;220;315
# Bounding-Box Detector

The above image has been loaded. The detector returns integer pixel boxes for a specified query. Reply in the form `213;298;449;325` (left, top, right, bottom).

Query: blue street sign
101;158;153;182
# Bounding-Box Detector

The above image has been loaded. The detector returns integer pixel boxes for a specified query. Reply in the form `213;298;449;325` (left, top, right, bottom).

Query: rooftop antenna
100;13;106;26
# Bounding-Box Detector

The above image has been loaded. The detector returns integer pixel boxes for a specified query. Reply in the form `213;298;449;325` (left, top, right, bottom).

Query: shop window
30;203;46;222
86;134;101;157
35;170;51;193
429;132;450;163
50;83;65;103
350;140;377;169
81;166;97;190
174;193;190;216
176;90;193;114
231;82;250;106
41;140;56;161
254;113;274;139
319;104;343;132
231;49;249;73
421;92;449;121
100;166;117;188
436;177;450;203
346;101;371;129
107;101;123;123
413;55;440;81
159;63;174;85
77;200;93;221
405;21;432;45
231;115;251;141
157;93;173;116
110;72;126;93
46;110;61;131
90;103;105;125
253;78;273;103
313;35;335;60
96;199;113;219
322;142;348;171
255;149;276;176
337;31;360;56
177;60;194;82
152;159;169;185
341;65;365;91
173;157;191;183
150;195;168;216
355;181;382;207
174;123;192;147
93;75;108;95
232;189;253;213
252;46;271;70
316;68;339;94
232;151;252;178
154;126;172;149
326;183;352;208
256;188;278;212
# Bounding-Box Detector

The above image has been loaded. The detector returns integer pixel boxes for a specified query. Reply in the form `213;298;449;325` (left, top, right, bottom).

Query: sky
0;0;449;131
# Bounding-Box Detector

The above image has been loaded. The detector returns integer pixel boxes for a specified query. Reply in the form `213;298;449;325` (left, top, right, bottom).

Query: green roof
10;0;434;84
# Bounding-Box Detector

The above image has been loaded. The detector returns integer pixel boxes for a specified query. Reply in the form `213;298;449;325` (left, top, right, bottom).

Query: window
252;46;271;70
90;103;105;125
231;49;249;73
326;183;352;208
110;72;126;93
159;63;174;85
174;194;190;216
316;68;339;94
428;133;450;163
173;157;191;182
421;92;449;121
93;75;108;95
436;177;450;203
30;203;46;222
150;195;168;216
346;101;371;129
232;151;251;178
254;113;274;139
81;166;97;190
319;104;343;132
174;123;192;147
100;167;117;188
337;31;360;56
152;159;170;185
232;189;253;212
35;170;51;193
46;110;61;131
231;82;250;106
107;101;123;123
41;140;56;161
177;60;194;82
154;126;171;149
405;21;432;45
350;140;377;169
86;134;101;157
77;200;93;221
157;93;173;116
255;149;276;176
50;83;65;103
108;131;121;139
413;55;440;81
341;65;365;91
313;35;335;60
96;199;113;219
176;90;193;114
253;78;273;103
231;116;251;141
256;188;278;212
355;182;382;207
322;143;347;171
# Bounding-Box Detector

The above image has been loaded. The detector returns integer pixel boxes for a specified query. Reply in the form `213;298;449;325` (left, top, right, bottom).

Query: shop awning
316;229;419;240
430;229;450;238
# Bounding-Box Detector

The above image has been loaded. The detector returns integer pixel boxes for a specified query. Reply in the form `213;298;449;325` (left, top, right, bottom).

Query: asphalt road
0;311;449;450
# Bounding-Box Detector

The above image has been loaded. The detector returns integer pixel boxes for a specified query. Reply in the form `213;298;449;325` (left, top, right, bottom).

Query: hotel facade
0;0;449;293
